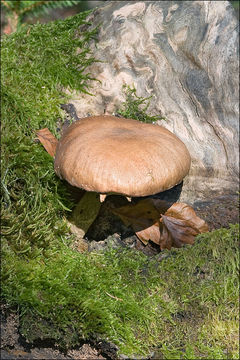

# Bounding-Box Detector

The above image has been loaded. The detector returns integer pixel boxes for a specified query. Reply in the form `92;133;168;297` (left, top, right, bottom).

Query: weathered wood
69;1;239;203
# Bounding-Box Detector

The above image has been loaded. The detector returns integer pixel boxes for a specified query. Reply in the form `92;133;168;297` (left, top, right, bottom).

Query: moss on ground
1;11;239;359
2;225;239;358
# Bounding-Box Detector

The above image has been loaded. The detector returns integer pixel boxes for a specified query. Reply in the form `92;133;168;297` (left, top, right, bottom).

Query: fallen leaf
36;128;58;157
159;221;174;250
112;199;208;251
112;198;160;229
163;202;209;233
161;215;197;248
159;202;209;249
135;220;161;246
112;198;161;245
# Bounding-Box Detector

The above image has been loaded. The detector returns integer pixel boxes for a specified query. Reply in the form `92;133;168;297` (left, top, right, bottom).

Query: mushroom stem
69;191;101;238
126;197;132;202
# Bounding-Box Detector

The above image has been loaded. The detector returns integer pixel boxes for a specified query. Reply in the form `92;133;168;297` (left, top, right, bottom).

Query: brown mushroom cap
54;115;191;197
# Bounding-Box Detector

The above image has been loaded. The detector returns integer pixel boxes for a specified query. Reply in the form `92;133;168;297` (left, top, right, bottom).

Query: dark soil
193;194;239;231
0;303;109;359
1;194;239;360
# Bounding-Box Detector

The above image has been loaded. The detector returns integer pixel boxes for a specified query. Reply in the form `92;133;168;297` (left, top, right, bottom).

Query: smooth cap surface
54;115;191;197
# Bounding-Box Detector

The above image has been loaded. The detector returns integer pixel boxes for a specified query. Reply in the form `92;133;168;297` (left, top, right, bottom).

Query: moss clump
117;84;166;123
1;10;98;257
2;225;239;357
1;9;98;136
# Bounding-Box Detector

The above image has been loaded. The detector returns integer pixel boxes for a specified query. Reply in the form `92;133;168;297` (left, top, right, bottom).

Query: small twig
105;292;123;301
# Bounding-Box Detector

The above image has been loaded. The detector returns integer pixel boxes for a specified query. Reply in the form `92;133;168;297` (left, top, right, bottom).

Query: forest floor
1;194;239;360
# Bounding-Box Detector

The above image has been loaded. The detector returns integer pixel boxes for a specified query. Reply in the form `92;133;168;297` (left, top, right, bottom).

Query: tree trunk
69;1;239;203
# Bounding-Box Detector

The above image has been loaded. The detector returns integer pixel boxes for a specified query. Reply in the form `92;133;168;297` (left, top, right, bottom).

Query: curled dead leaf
36;128;58;157
159;202;209;249
135;220;161;246
161;215;197;248
112;199;208;251
112;198;160;229
163;202;209;233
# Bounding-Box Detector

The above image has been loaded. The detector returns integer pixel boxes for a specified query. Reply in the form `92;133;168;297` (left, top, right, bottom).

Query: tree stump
69;1;239;203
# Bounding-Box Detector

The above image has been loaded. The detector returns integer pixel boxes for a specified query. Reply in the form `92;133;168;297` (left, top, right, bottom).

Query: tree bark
70;1;239;203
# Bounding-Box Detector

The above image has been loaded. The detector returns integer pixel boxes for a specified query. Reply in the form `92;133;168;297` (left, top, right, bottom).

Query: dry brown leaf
135;220;161;245
112;199;161;245
112;198;171;247
112;198;208;251
112;198;160;230
163;202;209;233
159;202;209;248
161;215;197;248
36;128;58;157
159;221;174;250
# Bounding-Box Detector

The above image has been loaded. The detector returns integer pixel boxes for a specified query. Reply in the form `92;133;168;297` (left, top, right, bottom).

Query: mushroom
37;114;192;245
54;115;191;201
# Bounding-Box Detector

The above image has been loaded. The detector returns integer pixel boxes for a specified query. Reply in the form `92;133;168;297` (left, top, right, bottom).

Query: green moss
1;10;98;257
1;10;239;359
2;225;239;357
117;84;166;123
1;10;97;134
